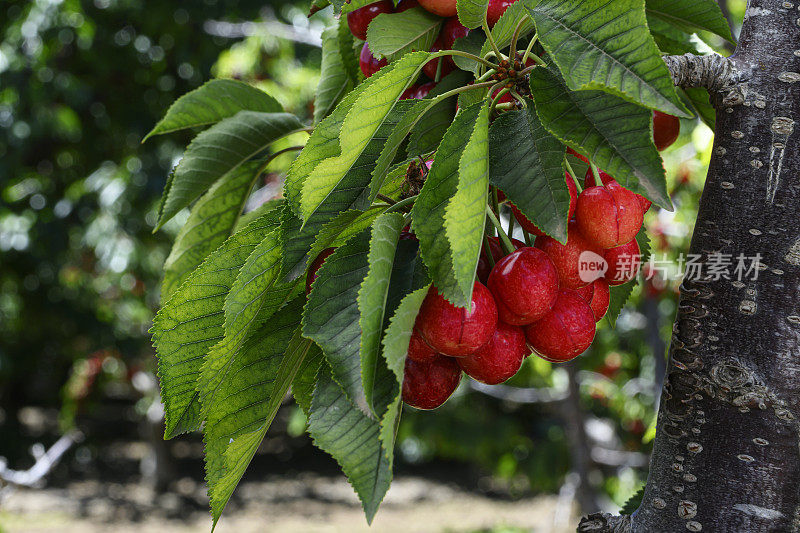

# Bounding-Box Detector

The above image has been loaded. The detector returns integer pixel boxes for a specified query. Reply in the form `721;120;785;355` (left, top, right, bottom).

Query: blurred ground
0;474;575;533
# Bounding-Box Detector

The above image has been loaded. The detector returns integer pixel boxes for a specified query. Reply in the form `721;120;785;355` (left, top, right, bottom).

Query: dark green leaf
530;64;671;210
647;15;703;55
645;0;734;44
489;103;569;243
315;23;356;124
528;0;691;117
144;79;282;141
456;0;490;29
366;8;442;61
406;70;470;156
452;31;486;73
682;87;715;130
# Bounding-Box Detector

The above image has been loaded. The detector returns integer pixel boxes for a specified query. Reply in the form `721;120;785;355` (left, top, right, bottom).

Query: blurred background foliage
0;0;746;522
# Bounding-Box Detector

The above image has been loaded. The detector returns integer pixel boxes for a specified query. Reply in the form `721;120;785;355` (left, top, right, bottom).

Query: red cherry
575;182;643;249
525;289;596;362
486;0;519;27
604;238;641;286
534;220;603;290
411;81;437;99
458;322;528;384
653;111;680;151
487;247;560;325
566;148;589;165
476;236;525;284
584;168;652;215
402;354;462;409
418;0;457;17
306;248;335;294
395;0;420;11
575;278;610;322
416;281;498;357
359;42;387;78
510;173;577;237
347;1;393;41
407;329;437;363
422;18;468;79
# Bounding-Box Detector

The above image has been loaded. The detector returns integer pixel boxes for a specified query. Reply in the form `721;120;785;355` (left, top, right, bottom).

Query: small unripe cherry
416;281;498;357
510;172;577;236
402;354;461;409
346;1;393;41
458;322;528;384
487;247;560;325
653;111;680;151
534;220;603;290
584;168;652;215
575;278;610;322
525;289;596;362
476;236;525;284
359;42;387;78
604;238;641;286
486;0;520;27
418;0;457;17
575;182;643;249
306;247;335;294
407;328;437;363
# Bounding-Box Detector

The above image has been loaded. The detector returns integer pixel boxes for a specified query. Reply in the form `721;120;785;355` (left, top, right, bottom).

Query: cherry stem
521;33;538;65
509;16;530;61
432;49;497;69
482;19;503;62
491;187;501;217
564;158;583;194
482;233;495;270
490;86;510;115
384;194;417;213
589;160;601;185
509;88;527;107
507;206;516;236
485;205;514;254
521;227;533;246
376;194;396;205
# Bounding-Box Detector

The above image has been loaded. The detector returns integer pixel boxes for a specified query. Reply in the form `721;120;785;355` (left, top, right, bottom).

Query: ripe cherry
418;0;457;17
486;0;519;27
306;247;335;294
403;81;437;100
575;182;643;249
395;0;421;11
511;173;577;236
359;42;387;78
575;278;610;322
347;1;393;41
653;111;680;151
584;168;652;215
534;220;603;290
458;322;528;384
407;329;437;363
423;18;468;80
416;281;498;357
402;354;462;409
604;238;641;286
525;289;596;362
476;236;525;284
487;247;560;325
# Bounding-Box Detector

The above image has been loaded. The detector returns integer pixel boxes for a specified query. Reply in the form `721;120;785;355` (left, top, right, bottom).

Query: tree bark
582;1;800;531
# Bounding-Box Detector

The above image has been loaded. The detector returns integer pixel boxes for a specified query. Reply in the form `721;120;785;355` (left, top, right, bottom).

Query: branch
468;380;569;404
0;430;82;489
662;53;745;105
578;512;632;533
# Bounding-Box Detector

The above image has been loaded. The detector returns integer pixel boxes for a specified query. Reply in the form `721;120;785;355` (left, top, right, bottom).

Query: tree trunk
581;1;800;531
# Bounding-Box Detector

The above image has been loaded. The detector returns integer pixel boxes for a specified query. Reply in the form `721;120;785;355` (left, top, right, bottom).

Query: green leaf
308;364;393;523
302;233;372;412
475;1;536;66
452;31;486;74
445;99;490;303
158;111;306;228
366;8;442;61
378;285;430;455
406;70;470;156
198;224;301;421
645;0;734;44
411;101;485;306
457;0;489;29
153;210;282;438
315;23;356;124
530;64;671;210
292;345;324;416
299;51;429;222
309;0;331;16
606;226;651;327
489;102;569;243
144;79;282;141
308;208;385;269
358;213;405;414
647;15;703;55
527;0;691;117
206;325;322;526
161;162;265;301
682;87;715;130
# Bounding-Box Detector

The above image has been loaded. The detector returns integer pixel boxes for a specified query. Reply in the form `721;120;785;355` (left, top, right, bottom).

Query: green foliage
457;0;491;29
530;64;672;210
527;0;691;118
606;227;652;327
367;8;443;61
488;102;569;243
315;22;357;124
620;485;646;514
645;0;735;43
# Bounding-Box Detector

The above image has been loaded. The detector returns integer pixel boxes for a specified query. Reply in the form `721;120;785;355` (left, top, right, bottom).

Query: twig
468;380;569;404
0;430;82;489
